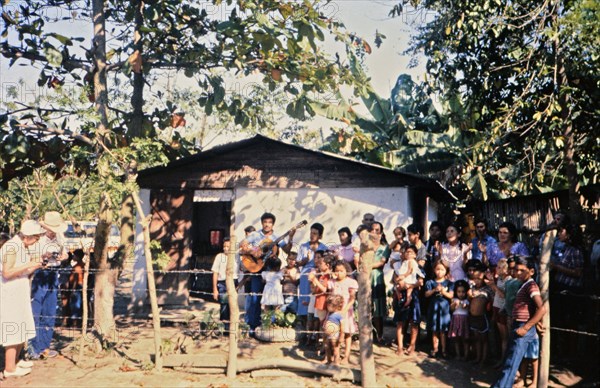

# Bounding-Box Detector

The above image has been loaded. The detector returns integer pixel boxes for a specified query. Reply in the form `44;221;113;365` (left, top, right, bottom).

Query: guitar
241;220;308;273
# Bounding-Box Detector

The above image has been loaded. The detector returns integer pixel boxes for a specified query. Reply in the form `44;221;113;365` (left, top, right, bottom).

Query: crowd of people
212;210;591;386
1;208;592;384
1;212;87;378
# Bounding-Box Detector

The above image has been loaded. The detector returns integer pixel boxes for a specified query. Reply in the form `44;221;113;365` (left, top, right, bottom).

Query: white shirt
211;252;240;281
30;234;65;262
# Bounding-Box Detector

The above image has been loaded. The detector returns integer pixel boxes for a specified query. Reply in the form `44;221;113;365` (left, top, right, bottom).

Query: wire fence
15;261;599;359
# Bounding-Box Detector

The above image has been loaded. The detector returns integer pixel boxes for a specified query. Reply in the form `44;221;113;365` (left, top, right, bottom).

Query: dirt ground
0;300;594;388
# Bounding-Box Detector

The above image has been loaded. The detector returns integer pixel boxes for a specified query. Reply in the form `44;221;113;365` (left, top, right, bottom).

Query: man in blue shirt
239;212;294;333
470;219;497;262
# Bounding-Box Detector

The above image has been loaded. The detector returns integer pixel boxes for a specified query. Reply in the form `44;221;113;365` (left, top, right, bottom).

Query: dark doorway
189;201;231;298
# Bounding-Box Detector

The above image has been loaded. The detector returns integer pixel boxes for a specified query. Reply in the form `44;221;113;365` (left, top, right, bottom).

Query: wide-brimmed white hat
40;211;68;234
20;220;46;236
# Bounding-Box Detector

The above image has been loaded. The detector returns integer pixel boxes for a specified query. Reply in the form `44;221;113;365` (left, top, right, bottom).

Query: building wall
427;197;440;238
232;187;413;246
132;186;436;307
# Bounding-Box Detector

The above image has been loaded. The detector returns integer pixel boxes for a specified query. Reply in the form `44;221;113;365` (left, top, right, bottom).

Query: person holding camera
1;220;46;377
29;211;69;360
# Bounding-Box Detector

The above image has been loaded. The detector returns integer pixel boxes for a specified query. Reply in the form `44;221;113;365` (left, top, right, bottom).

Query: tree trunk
115;161;137;268
92;0;109;143
93;193;117;346
226;236;239;378
560;102;582;226
537;229;555;388
553;6;583;226
115;193;135;267
357;239;377;387
132;190;163;370
91;5;115;345
130;0;145;138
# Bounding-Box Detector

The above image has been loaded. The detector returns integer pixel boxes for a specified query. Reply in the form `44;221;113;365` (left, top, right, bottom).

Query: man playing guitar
239;212;296;333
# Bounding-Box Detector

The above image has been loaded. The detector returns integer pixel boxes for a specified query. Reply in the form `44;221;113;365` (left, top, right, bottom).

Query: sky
333;1;431;94
0;1;433;145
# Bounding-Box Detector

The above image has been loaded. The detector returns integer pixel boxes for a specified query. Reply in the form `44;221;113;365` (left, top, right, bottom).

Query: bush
261;310;296;329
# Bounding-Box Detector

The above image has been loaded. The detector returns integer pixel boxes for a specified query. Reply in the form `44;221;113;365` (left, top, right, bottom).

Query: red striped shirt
512;279;540;322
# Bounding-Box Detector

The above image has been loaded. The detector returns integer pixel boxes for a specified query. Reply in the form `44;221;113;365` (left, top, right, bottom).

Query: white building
132;135;454;308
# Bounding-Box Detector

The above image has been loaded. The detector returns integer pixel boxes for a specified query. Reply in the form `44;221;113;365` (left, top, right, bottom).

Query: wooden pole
78;248;91;363
132;191;163;371
93;193;116;348
538;229;555;388
357;234;377;387
226;236;239;378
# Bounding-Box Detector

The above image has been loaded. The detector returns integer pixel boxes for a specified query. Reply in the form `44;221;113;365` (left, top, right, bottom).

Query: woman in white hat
0;220;45;377
29;211;68;360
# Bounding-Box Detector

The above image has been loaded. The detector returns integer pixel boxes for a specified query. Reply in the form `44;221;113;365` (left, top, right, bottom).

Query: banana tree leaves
385;147;461;175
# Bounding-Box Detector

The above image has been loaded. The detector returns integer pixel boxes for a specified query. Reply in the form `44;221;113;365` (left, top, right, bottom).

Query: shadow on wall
233;187;411;246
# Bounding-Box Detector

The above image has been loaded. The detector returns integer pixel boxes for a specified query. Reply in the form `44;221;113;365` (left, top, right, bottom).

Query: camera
44;251;61;267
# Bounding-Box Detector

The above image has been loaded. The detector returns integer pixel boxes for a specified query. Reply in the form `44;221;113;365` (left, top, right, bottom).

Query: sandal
429;350;438;358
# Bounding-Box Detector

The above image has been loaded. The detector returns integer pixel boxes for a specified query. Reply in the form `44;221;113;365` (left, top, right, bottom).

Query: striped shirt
512;279;540;322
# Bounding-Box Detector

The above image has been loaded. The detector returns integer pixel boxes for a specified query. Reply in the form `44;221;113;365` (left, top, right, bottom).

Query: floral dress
487;242;529;267
328;277;359;334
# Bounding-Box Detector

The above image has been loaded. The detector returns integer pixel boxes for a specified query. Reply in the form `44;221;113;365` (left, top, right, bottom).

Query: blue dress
425;279;453;332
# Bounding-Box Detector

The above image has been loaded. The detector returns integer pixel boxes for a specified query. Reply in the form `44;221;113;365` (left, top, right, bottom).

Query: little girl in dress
261;258;284;311
448;279;470;360
323;294;345;365
328;261;358;364
425;260;453;358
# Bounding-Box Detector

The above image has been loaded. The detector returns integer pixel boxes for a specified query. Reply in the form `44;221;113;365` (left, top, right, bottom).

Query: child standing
282;252;299;314
424;260;453;358
502;257;519;329
305;250;325;347
65;249;86;327
309;254;333;354
493;257;546;388
393;245;424;356
468;262;493;365
502;257;541;388
323;294;345;365
486;258;511;366
329;261;359;364
448;280;470;360
261;258;284;311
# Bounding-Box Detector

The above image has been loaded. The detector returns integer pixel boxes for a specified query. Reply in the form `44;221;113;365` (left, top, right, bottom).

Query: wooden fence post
226;236;239;378
132;191;163;371
357;235;377;387
78;248;91;363
538;229;555;388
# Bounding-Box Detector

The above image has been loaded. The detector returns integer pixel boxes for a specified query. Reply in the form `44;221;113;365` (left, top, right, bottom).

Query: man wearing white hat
1;220;45;377
28;211;69;360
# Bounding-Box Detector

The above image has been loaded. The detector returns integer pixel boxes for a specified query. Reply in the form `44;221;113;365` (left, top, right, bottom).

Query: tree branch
17;123;95;147
14;102;81;116
1;45;92;72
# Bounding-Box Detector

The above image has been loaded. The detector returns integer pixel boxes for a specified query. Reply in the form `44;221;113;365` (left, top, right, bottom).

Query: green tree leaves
399;0;599;200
